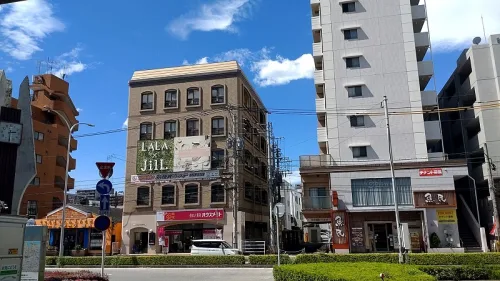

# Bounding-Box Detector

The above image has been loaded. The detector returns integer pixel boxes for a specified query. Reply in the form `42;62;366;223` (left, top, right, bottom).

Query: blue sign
96;179;112;195
99;194;110;215
94;215;111;231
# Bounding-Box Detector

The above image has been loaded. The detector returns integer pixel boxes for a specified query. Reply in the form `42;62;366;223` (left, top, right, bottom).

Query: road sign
96;162;115;179
94;215;111;231
274;203;285;218
96;179;112;195
99;194;110;215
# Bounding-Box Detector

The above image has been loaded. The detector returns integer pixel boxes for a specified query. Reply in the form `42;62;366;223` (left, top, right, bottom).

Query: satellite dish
473;37;482;45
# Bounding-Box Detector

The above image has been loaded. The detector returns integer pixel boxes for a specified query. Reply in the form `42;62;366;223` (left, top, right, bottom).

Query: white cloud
195;57;209;64
426;0;500;51
0;0;65;60
50;46;88;78
122;118;128;129
285;170;302;186
167;0;252;40
76;108;83;112
251;54;315;87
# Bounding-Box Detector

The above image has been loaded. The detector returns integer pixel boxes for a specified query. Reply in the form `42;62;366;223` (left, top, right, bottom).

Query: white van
190;239;241;255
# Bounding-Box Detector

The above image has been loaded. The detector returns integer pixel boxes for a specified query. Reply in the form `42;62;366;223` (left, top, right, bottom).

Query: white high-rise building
300;0;473;253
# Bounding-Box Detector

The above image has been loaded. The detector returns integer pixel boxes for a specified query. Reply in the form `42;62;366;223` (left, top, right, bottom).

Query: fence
242;240;266;255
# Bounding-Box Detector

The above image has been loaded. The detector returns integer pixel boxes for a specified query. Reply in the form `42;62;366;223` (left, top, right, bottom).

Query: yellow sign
8;249;18;255
437;209;457;224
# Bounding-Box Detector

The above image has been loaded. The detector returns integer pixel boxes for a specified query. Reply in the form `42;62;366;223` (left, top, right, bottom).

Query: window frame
211;117;225;136
349;115;365;127
136;186;150;206
140;91;154;111
31;177;40;186
342;2;356;13
343;28;358;40
186;87;201;107
210;183;226;204
164;120;177;139
347;86;363;97
211;149;225;169
211;85;225;104
161;185;176;206
184;183;200;205
244;182;254;200
164;89;178;109
35;154;42;164
346;57;361;68
27;200;38;217
139;122;153;140
34;131;44;141
186;119;200;136
352;146;368;158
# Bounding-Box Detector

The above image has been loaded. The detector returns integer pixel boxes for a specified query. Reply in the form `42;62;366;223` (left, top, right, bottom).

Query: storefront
156;209;225;253
35;205;122;256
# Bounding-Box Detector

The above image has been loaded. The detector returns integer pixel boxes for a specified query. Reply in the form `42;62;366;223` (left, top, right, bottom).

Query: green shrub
273;262;435;281
418;266;490;280
53;255;245;266
294;253;398;264
45;257;57;266
248;255;291;265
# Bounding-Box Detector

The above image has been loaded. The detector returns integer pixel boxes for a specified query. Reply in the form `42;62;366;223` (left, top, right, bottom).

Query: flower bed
45;271;108;281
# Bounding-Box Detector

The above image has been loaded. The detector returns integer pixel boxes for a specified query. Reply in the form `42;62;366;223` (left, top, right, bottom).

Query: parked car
190;239;241;255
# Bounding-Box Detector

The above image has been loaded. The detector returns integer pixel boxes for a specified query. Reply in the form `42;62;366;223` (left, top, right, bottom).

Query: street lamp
43;106;94;258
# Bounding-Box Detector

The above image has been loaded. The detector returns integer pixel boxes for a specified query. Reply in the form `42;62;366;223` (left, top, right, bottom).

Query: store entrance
162;223;222;253
368;223;393;252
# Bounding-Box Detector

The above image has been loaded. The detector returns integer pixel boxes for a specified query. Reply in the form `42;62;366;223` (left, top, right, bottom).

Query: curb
46;265;274;269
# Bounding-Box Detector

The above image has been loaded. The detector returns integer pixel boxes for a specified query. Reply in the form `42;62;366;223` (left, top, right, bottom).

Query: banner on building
419;168;443;176
156;209;225;222
414;191;457;208
436;209;457;224
331;211;349;249
131;169;220;184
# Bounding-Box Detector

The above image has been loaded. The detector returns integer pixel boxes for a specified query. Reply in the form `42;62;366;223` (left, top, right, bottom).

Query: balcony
418;61;434;90
303;196;332;210
414;32;430;61
311;16;321;30
300;154;335;168
58;135;78;152
314;70;324;84
428;152;445;161
411;5;427;33
316;98;325;113
313;42;323;57
424;120;442;140
421;90;437;107
317;127;327;142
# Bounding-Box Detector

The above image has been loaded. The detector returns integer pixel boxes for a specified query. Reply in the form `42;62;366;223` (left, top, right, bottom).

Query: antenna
473;37;482;45
481;15;487;43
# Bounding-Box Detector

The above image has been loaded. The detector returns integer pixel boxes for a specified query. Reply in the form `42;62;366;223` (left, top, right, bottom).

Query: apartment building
280;182;303;230
300;0;470;253
439;34;500;244
14;74;80;218
122;61;269;254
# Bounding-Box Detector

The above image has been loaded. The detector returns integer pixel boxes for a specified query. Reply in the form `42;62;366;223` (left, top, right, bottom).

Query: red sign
491;222;497;236
158;209;224;222
96;162;115;178
419;168;443;177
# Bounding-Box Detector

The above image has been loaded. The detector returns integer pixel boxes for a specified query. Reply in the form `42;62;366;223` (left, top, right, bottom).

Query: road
47;268;274;281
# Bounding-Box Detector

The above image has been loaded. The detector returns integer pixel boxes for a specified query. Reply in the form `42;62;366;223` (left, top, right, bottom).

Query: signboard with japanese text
156;209;224;222
414;191;456;208
331;211;349;249
419;168;443;176
437;209;457;224
131;170;220;184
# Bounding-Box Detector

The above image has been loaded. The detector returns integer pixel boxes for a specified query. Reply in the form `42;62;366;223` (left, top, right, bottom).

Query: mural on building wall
136;139;175;174
173;135;211;172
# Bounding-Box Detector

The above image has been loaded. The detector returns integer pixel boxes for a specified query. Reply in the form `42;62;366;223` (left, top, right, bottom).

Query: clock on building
0;121;22;144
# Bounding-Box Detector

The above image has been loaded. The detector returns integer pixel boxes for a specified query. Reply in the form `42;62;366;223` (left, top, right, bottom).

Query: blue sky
0;0;498;190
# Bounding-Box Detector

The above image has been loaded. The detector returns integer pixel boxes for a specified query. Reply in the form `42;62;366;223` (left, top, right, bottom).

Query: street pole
382;96;403;263
275;205;280;266
101;230;106;277
484;143;499;240
229;106;240;250
267;122;276;252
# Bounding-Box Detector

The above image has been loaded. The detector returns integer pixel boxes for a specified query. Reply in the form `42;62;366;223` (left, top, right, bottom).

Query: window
349;115;365;127
342;2;356;13
255;188;262;203
185;184;199;204
243;119;252;140
347;86;363;97
35;154;42;163
211;117;225;136
140;122;153;140
211;184;225;203
253;157;260;175
136;186;150;206
262;190;268;204
260;162;268;178
352;146;367;158
351;177;413;207
161;185;175;205
211;149;225;169
344;28;358;40
34;131;44;141
27;200;37;217
259;110;266;125
346;57;361;68
211;85;225;104
52;197;62;210
244;149;252;170
186;119;199;136
31;177;40;186
164;90;177;108
244;182;254;200
187;88;200;106
243;88;251;108
141;92;154;110
260;136;267;152
164;121;177;139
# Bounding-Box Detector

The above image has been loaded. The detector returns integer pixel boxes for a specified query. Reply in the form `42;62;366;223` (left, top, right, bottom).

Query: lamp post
43;106;94;258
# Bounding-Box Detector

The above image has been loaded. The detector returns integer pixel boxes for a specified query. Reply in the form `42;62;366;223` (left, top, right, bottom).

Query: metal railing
242;240;266;255
302;196;332;210
300;154;335;168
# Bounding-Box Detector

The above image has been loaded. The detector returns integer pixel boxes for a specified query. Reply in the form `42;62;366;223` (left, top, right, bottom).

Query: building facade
122;61;269;254
15;74;80;218
439;34;500;242
301;0;470;253
280;182;303;230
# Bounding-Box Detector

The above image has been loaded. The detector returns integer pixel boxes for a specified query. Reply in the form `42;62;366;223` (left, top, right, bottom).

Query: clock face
0;121;23;145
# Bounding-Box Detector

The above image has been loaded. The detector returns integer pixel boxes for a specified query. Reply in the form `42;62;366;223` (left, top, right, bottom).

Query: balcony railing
300;154;335;168
303;196;332;210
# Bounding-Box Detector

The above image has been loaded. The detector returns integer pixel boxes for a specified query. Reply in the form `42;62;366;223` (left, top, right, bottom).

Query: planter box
428;247;465;253
70;249;88;256
46;250;58;256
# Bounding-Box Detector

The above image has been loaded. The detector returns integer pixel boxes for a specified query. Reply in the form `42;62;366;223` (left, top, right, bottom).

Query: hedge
418;266;491;281
45;270;108;281
248;255;292;265
273;262;435;281
294;253;500;265
53;255;245;266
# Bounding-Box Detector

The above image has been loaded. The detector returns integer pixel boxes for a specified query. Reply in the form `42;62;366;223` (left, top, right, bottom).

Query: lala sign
137;139;174;174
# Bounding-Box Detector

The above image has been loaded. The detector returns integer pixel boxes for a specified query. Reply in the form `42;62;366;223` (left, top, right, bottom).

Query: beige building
122;61;269;254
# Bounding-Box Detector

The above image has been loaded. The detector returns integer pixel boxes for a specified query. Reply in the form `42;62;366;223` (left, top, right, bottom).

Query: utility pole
228;105;242;250
382;96;403;263
267;122;276;252
484;143;499;240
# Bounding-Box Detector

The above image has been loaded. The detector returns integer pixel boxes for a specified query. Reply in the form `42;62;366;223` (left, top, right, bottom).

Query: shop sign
131;169;220;184
437;209;457;224
419;168;443;176
351;227;364;248
156;209;224;222
137;139;174;174
414;191;456;208
304;217;330;223
331;211;348;249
